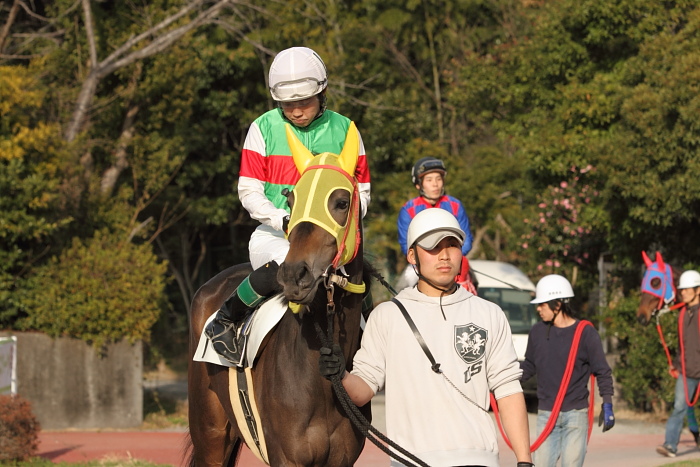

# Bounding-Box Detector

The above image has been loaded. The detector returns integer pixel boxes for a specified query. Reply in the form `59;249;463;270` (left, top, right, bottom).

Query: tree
0;65;73;324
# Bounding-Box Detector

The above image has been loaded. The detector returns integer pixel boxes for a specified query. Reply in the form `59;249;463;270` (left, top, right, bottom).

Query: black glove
598;402;615;432
319;344;345;380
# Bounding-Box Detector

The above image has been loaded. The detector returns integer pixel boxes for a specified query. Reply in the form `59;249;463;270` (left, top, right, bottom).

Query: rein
313;269;430;467
641;251;699;407
654;302;685;371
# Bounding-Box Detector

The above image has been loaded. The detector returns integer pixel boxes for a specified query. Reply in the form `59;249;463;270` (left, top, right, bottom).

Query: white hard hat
407;208;465;251
679;270;700;289
268;47;328;102
531;274;574;304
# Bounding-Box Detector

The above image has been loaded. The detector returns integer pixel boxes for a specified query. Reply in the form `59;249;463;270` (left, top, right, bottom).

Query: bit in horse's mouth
283;275;324;304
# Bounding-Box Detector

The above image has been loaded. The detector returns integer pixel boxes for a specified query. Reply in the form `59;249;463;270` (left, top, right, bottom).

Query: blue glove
599;402;615;432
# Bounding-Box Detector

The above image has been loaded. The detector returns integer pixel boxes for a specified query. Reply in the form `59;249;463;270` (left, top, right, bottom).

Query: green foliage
16;230;167;348
0;65;75;324
4;0;700;395
605;293;677;412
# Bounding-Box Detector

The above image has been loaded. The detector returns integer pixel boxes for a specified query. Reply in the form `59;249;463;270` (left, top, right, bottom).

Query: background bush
16;229;168;348
0;394;41;461
606;292;678;414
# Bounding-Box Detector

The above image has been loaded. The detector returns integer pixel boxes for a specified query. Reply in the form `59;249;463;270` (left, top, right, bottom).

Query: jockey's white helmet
679;270;700;289
531;274;574;304
406;208;465;251
268;47;327;102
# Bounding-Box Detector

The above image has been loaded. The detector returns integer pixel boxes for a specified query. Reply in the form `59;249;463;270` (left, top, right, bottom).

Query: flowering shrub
0;394;41;461
521;165;603;280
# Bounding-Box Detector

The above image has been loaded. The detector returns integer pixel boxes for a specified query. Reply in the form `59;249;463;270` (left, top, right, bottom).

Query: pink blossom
560;181;568;188
539;202;547;208
546;259;553;266
522;243;529;249
537;264;543;271
554;261;561;267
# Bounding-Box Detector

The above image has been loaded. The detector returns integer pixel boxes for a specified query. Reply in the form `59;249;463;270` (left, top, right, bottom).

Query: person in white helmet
206;46;371;366
657;269;700;458
396;157;476;293
319;208;533;467
520;274;615;467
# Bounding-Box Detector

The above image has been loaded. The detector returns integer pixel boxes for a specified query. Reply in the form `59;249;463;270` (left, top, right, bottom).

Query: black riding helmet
411;157;447;186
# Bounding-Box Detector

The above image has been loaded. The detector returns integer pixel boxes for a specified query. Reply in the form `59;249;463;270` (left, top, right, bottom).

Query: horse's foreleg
188;360;234;466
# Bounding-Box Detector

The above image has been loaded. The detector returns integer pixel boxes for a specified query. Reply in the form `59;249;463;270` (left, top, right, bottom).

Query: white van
469;260;538;395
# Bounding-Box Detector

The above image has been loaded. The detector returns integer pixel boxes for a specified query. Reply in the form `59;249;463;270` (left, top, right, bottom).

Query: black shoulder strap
391;298;442;374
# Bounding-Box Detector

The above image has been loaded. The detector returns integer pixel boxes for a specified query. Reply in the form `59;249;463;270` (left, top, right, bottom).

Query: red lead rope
655;302;699;406
491;320;594;453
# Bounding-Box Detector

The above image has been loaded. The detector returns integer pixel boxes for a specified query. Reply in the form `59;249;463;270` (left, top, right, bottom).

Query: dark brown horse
636;251;682;326
187;123;370;467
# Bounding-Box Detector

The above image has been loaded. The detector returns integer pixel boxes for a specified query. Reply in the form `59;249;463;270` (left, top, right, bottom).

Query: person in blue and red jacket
397;157;474;291
205;46;371;366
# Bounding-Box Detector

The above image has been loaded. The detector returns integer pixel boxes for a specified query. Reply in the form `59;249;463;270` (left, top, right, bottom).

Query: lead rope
653;302;698;406
491;320;594;452
315;273;430;467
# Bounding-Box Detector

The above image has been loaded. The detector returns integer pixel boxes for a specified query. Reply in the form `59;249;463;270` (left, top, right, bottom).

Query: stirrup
207;318;247;367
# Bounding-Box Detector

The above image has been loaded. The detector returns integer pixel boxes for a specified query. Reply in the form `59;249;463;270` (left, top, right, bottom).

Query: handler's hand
599;403;615;432
319;344;345;380
669;366;679;379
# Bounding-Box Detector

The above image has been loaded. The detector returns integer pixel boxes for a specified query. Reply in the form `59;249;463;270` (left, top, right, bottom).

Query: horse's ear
656;251;664;264
642;250;652;266
286;124;314;174
337;122;359;176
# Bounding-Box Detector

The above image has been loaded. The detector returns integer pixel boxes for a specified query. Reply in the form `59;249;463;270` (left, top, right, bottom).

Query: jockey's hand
669;366;679;379
319;344;345;380
282;215;290;234
599;403;615;432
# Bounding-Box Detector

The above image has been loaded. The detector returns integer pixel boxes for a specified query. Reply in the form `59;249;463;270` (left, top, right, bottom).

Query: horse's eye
651;277;661;290
336;199;349;210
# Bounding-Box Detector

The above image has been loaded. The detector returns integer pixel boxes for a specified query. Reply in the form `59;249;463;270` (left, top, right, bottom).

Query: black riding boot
206;261;281;366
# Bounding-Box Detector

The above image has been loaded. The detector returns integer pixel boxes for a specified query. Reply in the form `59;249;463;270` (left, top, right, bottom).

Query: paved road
37;391;700;467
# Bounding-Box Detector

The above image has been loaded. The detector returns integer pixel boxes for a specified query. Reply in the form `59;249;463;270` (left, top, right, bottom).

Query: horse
186;122;371;467
636;250;682;326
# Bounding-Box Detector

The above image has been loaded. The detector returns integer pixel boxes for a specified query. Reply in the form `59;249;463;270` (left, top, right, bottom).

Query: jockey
206;46;371;366
397;157;475;291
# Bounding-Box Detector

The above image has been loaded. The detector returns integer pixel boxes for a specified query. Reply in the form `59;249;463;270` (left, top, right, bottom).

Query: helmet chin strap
413;255;458;320
418;186;445;204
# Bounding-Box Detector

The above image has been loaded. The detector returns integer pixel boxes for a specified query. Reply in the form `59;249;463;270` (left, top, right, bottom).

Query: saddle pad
193;294;287;368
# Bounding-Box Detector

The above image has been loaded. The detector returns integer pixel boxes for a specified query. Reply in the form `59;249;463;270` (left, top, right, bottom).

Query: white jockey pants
248;224;289;269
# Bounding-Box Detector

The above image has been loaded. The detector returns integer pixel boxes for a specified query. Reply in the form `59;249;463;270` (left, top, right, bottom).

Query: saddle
194;295;287;368
194;296;288;465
